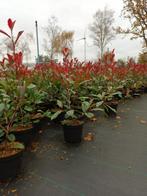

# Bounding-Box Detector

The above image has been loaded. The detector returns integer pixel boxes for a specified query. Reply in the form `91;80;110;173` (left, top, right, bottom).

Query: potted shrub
98;87;121;117
104;100;118;117
141;76;147;93
61;95;104;143
0;18;42;145
0;139;24;181
61;118;84;143
129;78;143;97
44;99;85;144
0;81;24;181
44;78;103;143
0;60;44;145
12;82;45;145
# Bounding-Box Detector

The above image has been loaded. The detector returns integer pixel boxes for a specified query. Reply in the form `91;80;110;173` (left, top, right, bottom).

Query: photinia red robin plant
0;19;33;80
0;18;23;54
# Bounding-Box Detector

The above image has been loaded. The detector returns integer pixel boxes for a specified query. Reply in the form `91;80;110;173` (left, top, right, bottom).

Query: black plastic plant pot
138;86;145;94
105;102;118;117
143;87;147;93
32;117;51;134
0;150;23;181
33;117;49;132
32;120;41;132
62;123;83;143
132;92;141;98
12;125;36;146
130;89;141;98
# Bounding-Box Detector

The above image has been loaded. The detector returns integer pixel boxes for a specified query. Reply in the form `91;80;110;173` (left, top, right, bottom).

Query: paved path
1;95;147;196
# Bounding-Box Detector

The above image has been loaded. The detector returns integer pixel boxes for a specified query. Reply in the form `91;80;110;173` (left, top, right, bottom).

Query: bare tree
89;7;115;58
0;33;34;62
54;31;74;57
17;33;34;63
116;0;147;49
138;51;147;64
0;38;12;55
43;16;61;60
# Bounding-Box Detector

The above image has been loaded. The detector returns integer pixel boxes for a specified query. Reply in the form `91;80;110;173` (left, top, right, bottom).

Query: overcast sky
0;0;142;62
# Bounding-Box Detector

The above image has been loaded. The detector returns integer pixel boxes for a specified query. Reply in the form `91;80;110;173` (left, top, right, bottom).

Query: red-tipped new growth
8;18;16;30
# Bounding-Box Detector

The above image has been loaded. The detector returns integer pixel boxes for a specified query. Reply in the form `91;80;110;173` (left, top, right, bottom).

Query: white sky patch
0;0;142;62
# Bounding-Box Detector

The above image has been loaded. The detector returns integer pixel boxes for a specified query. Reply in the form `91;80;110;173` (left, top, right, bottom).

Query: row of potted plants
0;19;47;181
0;18;147;181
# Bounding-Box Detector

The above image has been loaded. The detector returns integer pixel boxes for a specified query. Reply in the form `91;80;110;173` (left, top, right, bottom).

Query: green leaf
92;108;104;111
0;131;4;138
113;91;122;97
79;96;89;101
57;100;63;108
44;111;51;118
82;101;91;113
5;104;10;110
85;112;94;119
0;103;5;112
27;84;36;89
13;142;24;149
51;110;62;120
33;119;40;124
7;134;15;142
24;106;33;112
65;110;74;118
117;92;122;98
96;101;103;108
96;93;105;100
106;105;116;113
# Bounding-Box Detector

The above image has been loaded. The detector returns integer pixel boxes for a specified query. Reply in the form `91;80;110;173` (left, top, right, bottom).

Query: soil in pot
104;101;118;117
0;141;24;181
62;120;84;143
12;124;36;146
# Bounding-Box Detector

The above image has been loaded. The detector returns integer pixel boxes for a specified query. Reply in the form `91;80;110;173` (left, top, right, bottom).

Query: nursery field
0;18;147;196
0;95;147;196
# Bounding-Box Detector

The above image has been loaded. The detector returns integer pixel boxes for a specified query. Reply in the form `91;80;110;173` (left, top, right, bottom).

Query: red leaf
62;47;70;56
15;31;24;44
8;18;15;30
14;52;23;64
7;54;13;63
0;29;11;38
8;18;13;29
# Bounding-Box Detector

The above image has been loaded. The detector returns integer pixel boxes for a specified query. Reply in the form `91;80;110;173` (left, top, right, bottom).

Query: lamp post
35;20;40;63
83;33;86;62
